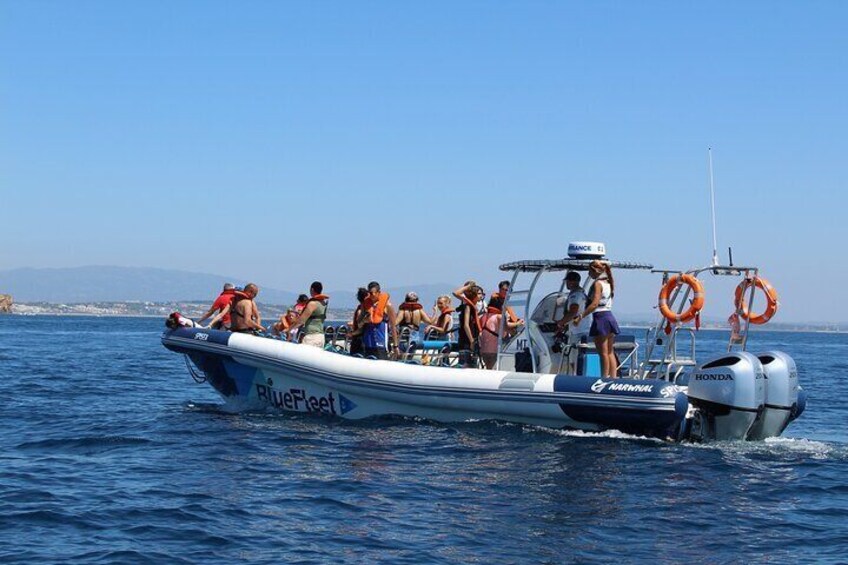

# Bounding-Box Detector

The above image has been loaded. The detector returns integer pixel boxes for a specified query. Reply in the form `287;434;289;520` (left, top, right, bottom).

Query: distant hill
0;266;455;309
0;266;298;304
0;267;844;329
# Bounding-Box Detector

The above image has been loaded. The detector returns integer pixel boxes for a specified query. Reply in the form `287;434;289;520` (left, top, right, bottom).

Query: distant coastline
3;301;844;333
7;301;356;324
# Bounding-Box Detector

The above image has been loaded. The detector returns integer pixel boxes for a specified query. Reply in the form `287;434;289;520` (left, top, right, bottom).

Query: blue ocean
1;315;846;563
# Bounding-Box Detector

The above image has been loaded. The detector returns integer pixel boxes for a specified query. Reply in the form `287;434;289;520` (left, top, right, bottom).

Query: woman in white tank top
572;260;621;377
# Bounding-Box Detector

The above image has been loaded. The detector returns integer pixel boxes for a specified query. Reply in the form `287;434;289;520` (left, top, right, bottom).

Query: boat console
496;242;652;376
495;241;804;441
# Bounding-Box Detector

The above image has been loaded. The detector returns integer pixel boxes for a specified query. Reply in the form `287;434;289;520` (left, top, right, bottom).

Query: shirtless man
230;283;265;333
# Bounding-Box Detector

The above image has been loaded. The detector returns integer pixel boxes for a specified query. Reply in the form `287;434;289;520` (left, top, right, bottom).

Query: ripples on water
1;316;847;563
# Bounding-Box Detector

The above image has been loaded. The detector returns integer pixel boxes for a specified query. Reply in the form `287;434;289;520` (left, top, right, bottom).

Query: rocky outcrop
0;294;12;313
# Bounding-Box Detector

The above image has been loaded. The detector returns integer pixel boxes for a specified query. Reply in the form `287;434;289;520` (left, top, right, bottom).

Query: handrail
183;354;206;383
495;267;544;372
617;342;640;377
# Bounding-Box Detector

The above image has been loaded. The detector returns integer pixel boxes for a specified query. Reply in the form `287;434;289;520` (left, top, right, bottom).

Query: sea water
0;316;846;563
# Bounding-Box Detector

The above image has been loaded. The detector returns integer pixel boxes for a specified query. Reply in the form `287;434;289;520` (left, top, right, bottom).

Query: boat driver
556;272;589;334
555;271;591;371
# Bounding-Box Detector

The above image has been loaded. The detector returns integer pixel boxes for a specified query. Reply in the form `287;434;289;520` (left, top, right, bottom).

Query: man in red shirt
197;283;235;329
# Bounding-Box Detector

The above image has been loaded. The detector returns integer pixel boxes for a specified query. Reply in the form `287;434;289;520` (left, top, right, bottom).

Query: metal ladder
641;325;697;382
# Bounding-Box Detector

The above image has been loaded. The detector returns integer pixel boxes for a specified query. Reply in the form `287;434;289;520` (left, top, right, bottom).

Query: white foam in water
537;426;668;444
763;436;836;459
529;425;844;456
682;435;842;460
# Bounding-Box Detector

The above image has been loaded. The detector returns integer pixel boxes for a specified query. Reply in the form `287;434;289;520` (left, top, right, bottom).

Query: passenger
229;283;265;334
497;280;523;327
287;281;330;348
396;292;433;344
361;281;400;360
479;295;524;369
453;281;484;365
348;287;369;356
253;302;262;329
294;294;309;315
425;295;454;338
198;283;235;329
272;308;298;337
290;294;309;342
574;260;620;377
728;312;744;344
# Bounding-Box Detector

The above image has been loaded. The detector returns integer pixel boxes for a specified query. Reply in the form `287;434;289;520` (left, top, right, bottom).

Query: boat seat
326;344;347;355
421;339;452;349
424;327;459;342
402;340;459;367
569;335;638;377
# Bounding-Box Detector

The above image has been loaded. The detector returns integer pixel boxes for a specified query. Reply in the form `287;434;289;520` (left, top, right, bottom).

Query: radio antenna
708;147;719;267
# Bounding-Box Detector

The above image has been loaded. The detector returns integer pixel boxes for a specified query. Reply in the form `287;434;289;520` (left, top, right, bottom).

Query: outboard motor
793;387;807;422
686;352;765;441
747;351;799;440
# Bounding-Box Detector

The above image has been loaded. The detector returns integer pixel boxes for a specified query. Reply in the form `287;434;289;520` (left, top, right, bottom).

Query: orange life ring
735;276;779;325
658;274;705;323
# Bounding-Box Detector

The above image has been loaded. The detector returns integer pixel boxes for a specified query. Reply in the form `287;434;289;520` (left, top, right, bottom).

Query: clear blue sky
1;1;846;322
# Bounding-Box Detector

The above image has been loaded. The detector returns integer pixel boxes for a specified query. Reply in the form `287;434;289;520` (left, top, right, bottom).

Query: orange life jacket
363;292;390;324
308;294;330;303
230;290;251;307
229;290;254;328
494;288;519;322
434;307;454;332
276;318;290;332
399;302;424;311
480;308;503;337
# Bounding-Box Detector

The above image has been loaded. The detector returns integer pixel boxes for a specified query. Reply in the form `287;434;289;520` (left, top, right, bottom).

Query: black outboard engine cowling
748;351;800;440
686;352;765;441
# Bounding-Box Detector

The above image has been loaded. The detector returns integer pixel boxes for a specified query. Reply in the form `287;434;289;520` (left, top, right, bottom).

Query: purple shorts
590;311;620;337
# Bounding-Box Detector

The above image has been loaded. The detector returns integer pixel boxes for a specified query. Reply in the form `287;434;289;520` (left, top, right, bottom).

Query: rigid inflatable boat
162;242;806;441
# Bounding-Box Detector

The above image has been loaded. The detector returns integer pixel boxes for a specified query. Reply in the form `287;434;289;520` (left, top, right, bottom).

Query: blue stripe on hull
553;374;688;436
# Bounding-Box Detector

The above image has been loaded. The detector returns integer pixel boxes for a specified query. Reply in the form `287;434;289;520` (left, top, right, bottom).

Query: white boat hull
163;327;688;437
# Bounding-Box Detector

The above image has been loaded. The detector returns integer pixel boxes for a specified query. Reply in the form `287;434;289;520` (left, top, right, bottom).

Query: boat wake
542;426;668;444
687;435;845;459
